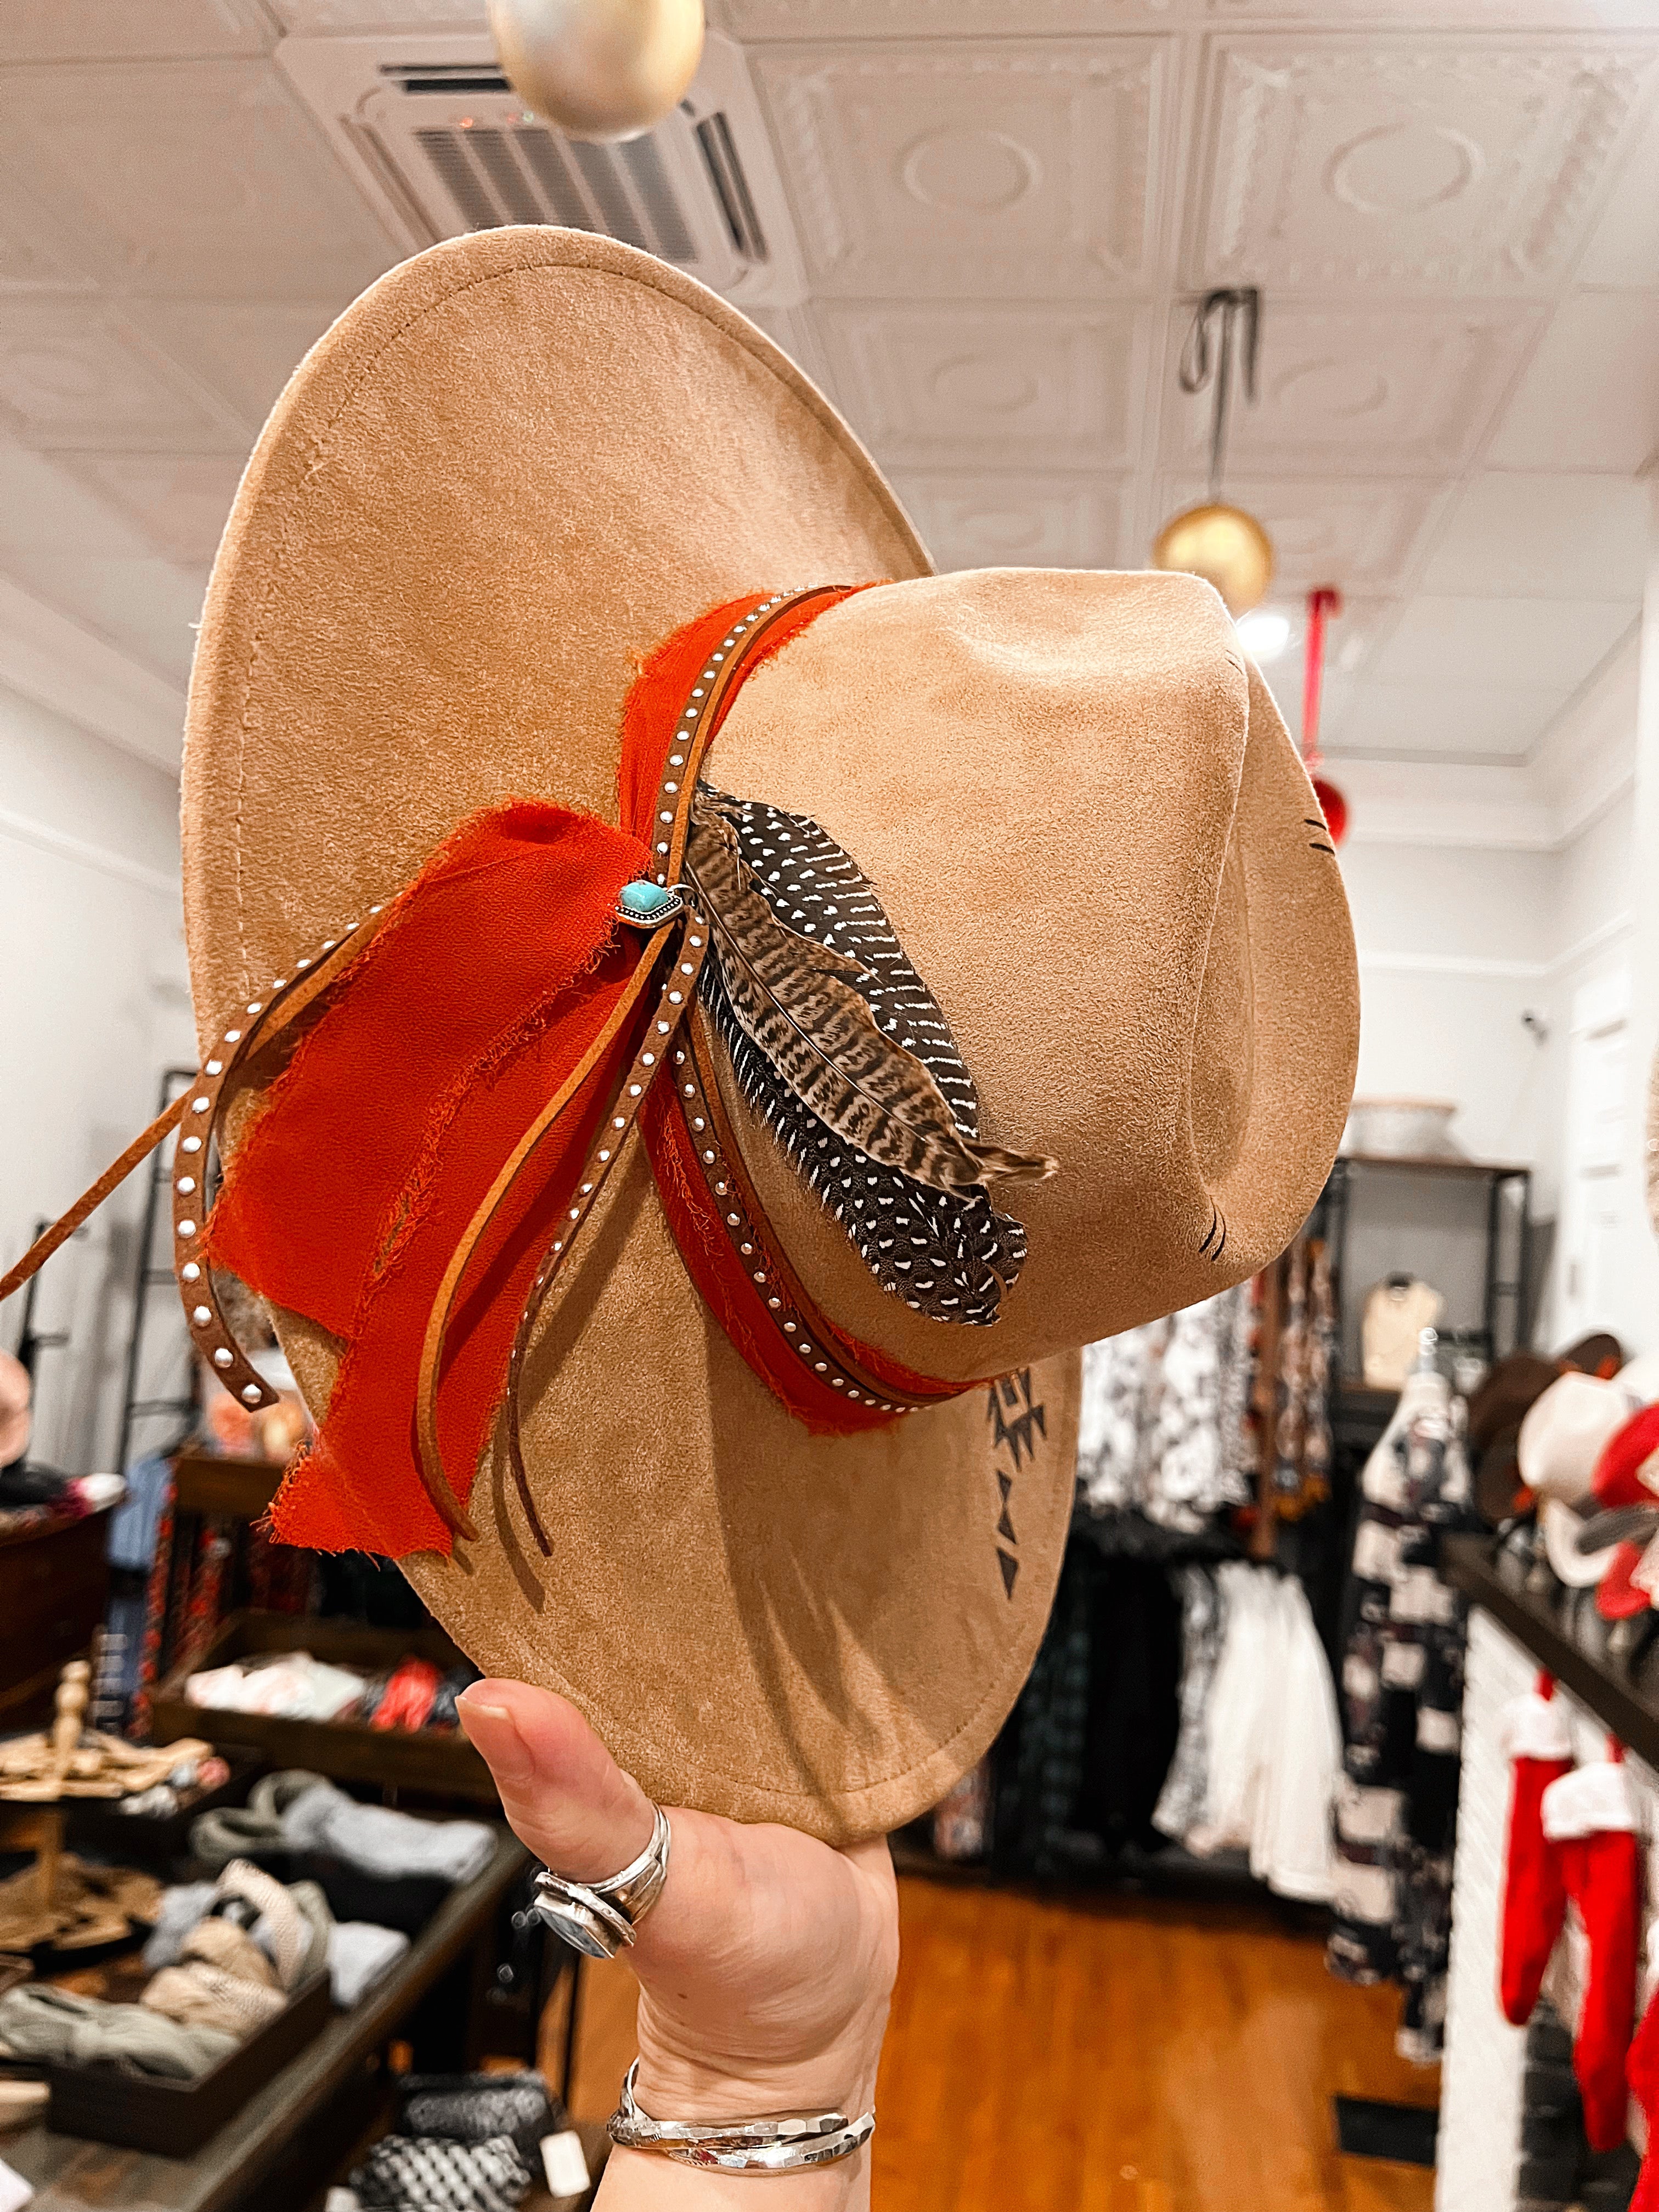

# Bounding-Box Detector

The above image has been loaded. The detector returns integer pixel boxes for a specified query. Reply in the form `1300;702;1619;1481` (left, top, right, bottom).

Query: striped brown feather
684;803;1054;1196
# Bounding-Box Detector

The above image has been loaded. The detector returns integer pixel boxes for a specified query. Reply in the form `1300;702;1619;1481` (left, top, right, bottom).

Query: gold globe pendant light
486;0;705;141
1152;289;1274;617
1152;504;1273;620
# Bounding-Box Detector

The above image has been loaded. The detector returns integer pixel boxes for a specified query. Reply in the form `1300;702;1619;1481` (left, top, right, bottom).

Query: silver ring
531;1804;670;1960
608;2059;875;2171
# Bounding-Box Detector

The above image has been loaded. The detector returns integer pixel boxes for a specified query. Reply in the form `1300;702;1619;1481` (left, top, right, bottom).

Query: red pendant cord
1301;586;1348;847
1301;586;1340;770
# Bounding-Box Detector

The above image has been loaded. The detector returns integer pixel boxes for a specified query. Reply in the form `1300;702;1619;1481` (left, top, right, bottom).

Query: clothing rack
1249;1255;1284;1562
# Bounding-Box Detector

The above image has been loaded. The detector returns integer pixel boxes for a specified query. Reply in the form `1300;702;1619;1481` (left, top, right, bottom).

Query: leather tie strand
415;912;710;1547
0;904;399;1416
171;907;398;1414
0;1094;188;1305
501;918;712;1547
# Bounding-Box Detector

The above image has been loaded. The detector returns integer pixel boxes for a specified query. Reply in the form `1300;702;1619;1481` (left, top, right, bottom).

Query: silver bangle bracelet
607;2059;876;2172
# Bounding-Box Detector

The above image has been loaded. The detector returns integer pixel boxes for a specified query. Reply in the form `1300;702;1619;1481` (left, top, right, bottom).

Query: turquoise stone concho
616;879;684;929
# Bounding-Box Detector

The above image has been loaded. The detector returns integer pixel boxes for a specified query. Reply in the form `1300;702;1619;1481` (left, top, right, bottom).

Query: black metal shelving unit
114;1066;201;1475
1325;1151;1532;1366
1323;1151;1533;1462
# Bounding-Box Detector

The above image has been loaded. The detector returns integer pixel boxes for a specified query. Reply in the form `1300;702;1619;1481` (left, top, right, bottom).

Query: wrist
632;1982;885;2125
630;2047;881;2127
597;2067;874;2212
598;2020;880;2211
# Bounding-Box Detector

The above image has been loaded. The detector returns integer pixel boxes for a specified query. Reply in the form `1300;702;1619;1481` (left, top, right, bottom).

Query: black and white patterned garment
695;786;1027;1326
1150;1564;1227;1843
350;2131;532;2211
1075;1286;1254;1530
1326;1376;1478;2064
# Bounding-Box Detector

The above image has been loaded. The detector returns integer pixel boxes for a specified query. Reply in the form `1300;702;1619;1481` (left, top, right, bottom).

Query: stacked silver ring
529;1804;671;1960
607;2059;876;2172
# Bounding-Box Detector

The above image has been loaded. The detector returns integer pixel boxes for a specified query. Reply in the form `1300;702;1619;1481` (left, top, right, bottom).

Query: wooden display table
0;1505;116;1731
150;1609;497;1803
2;1826;566;2212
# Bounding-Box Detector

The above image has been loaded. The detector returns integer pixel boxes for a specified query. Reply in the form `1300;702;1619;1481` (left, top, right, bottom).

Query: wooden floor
560;1874;1438;2212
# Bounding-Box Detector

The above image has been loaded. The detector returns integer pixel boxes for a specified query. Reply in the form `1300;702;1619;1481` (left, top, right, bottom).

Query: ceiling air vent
278;29;804;307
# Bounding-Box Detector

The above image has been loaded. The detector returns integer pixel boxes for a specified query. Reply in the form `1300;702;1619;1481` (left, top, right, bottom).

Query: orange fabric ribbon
206;590;966;1559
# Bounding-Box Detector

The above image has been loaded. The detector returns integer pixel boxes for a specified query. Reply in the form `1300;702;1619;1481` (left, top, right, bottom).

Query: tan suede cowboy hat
9;228;1357;1845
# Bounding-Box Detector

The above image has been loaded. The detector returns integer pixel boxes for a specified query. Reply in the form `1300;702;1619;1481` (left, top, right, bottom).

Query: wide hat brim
183;229;1348;1842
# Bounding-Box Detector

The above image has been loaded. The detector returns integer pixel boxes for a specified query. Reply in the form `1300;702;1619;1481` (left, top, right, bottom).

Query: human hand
456;1680;896;2209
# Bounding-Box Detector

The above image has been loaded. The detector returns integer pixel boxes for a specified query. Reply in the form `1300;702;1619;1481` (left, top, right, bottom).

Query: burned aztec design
990;1369;1048;1597
693;785;1029;1327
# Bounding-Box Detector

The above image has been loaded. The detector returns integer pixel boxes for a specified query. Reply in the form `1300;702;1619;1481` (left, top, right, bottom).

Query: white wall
1330;836;1560;1367
1611;476;1659;1358
1333;615;1657;1362
1;683;192;1475
1527;789;1640;1352
1339;839;1558;1172
1554;789;1634;972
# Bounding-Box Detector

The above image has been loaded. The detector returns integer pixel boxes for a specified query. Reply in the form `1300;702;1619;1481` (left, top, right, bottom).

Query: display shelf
150;1609;495;1802
3;1826;534;2211
0;1506;115;1728
171;1450;287;1521
1336;1384;1400;1417
1442;1533;1659;1769
1323;1152;1533;1374
31;1971;334;2157
1332;1384;1398;1458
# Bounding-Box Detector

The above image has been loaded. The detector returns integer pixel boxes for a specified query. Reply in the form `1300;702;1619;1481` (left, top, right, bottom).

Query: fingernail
456;1689;534;1784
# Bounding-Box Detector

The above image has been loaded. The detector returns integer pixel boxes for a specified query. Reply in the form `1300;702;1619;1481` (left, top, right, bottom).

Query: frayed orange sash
206;587;964;1558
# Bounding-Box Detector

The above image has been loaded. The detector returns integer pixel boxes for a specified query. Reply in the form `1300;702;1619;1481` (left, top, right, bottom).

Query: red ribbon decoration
206;590;975;1558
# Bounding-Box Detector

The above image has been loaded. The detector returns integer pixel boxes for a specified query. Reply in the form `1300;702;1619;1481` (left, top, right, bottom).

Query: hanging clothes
1179;1562;1341;1903
994;1542;1182;1876
1249;1572;1343;1902
1149;1292;1254;1533
1075;1556;1183;1854
1269;1234;1335;1521
995;1540;1096;1878
1183;1562;1274;1858
1152;1565;1225;1844
930;1759;991;1864
1075;1286;1254;1534
1075;1325;1156;1520
1327;1364;1479;2063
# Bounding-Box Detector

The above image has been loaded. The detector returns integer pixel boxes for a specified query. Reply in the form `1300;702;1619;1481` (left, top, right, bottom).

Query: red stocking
1629;1958;1659;2212
1543;1748;1642;2153
1499;1675;1575;2025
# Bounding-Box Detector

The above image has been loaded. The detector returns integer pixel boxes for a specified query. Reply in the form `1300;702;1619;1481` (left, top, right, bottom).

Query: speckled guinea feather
686;803;1051;1194
687;787;1043;1327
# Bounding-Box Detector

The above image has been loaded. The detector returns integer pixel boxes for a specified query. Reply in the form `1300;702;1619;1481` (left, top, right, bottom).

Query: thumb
456;1678;655;1883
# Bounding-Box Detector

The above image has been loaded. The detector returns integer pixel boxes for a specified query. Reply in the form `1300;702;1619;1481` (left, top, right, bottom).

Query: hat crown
709;566;1355;1370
